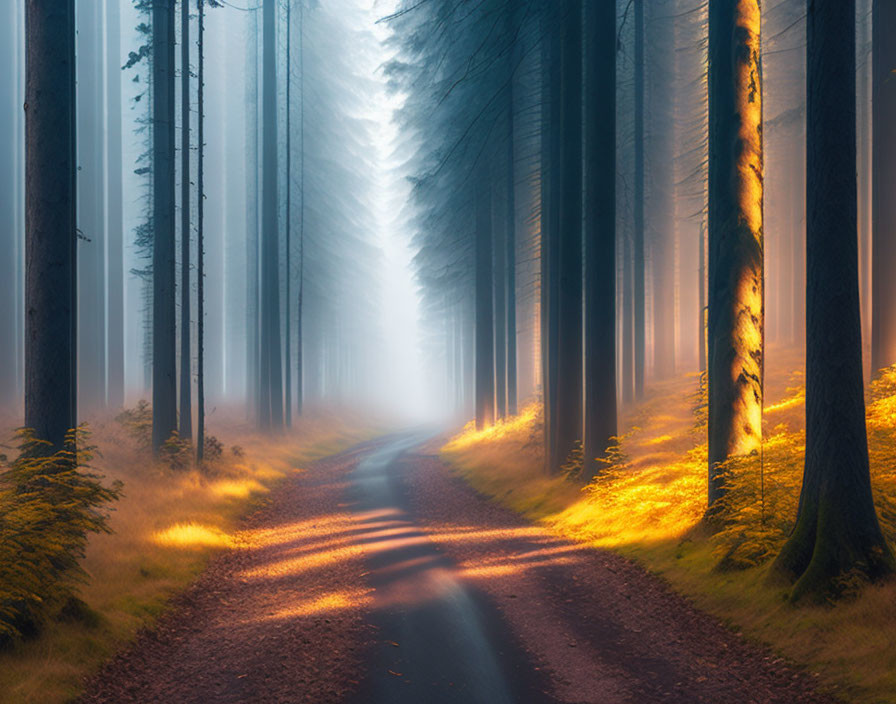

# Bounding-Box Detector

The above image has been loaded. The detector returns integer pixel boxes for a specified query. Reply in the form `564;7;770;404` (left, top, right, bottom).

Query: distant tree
24;0;78;450
582;0;616;480
196;0;207;461
77;0;108;413
179;0;193;442
706;0;764;507
151;0;178;453
0;3;18;405
106;0;125;410
258;0;284;429
296;0;305;418
633;0;645;400
871;0;896;374
475;168;495;430
772;0;894;602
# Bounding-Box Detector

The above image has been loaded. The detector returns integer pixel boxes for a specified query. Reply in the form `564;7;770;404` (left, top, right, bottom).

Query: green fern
0;427;121;641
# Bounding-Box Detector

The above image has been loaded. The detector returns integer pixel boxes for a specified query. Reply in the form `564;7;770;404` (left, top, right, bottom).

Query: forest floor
77;433;831;703
0;406;377;703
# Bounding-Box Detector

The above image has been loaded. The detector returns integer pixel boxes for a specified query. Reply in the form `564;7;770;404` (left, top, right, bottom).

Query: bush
0;428;121;641
202;435;224;466
116;400;153;451
160;431;193;471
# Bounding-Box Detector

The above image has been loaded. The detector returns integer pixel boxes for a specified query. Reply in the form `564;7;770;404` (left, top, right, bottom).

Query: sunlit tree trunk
707;0;764;507
871;0;896;374
582;0;616;480
772;0;894;601
179;0;193;442
24;0;78;450
152;0;178;453
475;171;496;430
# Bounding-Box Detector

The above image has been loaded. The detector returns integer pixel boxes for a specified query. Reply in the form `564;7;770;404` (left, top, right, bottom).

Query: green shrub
0;428;121;642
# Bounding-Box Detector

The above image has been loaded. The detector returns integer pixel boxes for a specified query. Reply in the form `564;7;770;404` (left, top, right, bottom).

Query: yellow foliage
152;522;233;549
441;360;896;703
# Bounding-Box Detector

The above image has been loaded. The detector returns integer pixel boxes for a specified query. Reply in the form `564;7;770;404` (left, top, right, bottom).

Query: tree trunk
106;0;125;410
24;0;78;450
246;10;260;421
259;0;283;429
707;0;764;507
646;0;675;382
871;0;896;374
0;4;18;404
551;0;584;474
296;0;305;417
582;0;616;480
284;0;292;428
475;171;495;430
540;6;560;468
505;26;518;417
773;0;894;602
77;0;107;414
179;0;192;442
196;0;206;462
152;0;178;453
633;0;646;400
493;170;507;420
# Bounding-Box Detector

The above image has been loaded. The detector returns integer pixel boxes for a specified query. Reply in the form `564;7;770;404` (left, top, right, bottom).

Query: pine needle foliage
0;428;121;642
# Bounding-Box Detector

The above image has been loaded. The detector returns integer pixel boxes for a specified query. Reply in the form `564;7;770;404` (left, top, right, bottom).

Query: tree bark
24;0;78;450
871;0;896;374
583;0;616;480
707;0;764;507
152;0;178;453
772;0;894;602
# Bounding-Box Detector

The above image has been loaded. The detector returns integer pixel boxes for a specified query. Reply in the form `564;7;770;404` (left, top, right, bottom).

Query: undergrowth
0;428;121;642
442;361;896;703
0;406;376;703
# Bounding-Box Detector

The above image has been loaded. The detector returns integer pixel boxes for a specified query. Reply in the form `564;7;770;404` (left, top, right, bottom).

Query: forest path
80;434;834;704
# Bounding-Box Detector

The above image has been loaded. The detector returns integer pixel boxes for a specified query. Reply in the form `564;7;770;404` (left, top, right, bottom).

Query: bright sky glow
360;0;434;422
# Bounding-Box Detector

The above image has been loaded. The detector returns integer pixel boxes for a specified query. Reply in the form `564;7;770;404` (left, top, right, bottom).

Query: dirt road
80;435;834;703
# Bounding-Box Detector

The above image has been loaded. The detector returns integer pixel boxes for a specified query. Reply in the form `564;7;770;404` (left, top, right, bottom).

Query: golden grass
0;407;377;704
442;353;896;704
